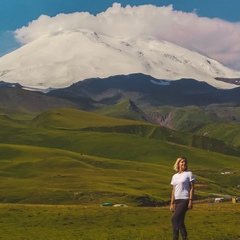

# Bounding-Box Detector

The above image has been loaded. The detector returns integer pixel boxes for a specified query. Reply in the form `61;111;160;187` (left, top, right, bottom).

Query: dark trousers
171;199;189;240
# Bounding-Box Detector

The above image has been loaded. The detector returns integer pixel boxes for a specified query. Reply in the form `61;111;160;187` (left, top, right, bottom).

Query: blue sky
1;0;240;70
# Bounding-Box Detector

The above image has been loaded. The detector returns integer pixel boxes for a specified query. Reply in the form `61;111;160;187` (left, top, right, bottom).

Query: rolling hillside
0;108;239;205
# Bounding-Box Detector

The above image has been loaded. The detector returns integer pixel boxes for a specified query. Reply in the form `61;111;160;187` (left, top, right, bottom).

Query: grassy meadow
0;107;240;239
196;122;240;147
0;202;239;240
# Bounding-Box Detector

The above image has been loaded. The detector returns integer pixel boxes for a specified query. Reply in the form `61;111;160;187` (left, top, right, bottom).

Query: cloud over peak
14;3;240;71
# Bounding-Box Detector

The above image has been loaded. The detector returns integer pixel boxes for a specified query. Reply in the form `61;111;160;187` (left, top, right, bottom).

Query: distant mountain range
2;73;240;112
1;29;240;91
48;73;240;107
2;74;240;127
2;74;240;156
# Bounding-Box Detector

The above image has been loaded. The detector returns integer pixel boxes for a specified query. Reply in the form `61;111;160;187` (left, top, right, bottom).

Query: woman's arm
170;186;175;212
188;180;195;209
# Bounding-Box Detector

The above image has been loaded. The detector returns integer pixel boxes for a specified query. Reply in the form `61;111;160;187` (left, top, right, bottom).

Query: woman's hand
170;203;175;212
188;200;193;209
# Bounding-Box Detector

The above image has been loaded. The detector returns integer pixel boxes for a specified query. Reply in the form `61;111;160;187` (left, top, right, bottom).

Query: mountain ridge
2;73;240;115
48;73;240;107
2;74;240;143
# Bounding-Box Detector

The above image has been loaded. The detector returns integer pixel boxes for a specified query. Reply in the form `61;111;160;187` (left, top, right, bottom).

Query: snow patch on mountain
150;80;170;86
0;29;240;90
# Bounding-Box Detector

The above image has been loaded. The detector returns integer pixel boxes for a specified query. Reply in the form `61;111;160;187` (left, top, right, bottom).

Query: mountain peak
1;29;240;90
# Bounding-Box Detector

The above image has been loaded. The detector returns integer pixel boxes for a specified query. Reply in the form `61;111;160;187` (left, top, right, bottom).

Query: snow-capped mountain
0;29;240;91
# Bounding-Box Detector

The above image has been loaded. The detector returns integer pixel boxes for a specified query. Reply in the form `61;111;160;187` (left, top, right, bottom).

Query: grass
30;108;146;129
95;99;145;121
0;202;239;240
0;108;240;205
0;143;173;204
0;107;240;239
0;139;239;204
154;105;217;133
196;122;240;147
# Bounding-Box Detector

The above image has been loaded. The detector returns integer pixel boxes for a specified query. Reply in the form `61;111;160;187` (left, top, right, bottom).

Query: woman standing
170;157;195;240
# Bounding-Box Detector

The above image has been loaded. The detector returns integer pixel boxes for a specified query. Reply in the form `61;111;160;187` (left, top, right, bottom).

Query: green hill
196;122;240;147
95;99;145;121
0;108;240;205
96;101;240;152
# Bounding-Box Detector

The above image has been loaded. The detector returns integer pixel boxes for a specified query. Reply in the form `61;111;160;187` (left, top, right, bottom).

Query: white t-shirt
171;171;195;200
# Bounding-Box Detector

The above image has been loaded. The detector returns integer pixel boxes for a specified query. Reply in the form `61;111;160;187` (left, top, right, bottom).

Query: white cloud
14;3;240;70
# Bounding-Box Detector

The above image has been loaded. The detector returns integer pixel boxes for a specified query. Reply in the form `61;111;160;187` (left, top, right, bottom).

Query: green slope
0;108;240;205
98;102;240;150
197;122;240;147
95;99;145;121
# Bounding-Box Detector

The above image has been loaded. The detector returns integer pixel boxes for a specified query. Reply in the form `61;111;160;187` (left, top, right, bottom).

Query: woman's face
179;159;187;172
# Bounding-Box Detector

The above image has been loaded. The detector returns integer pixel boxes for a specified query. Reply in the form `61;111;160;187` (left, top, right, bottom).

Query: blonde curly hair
173;157;188;172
